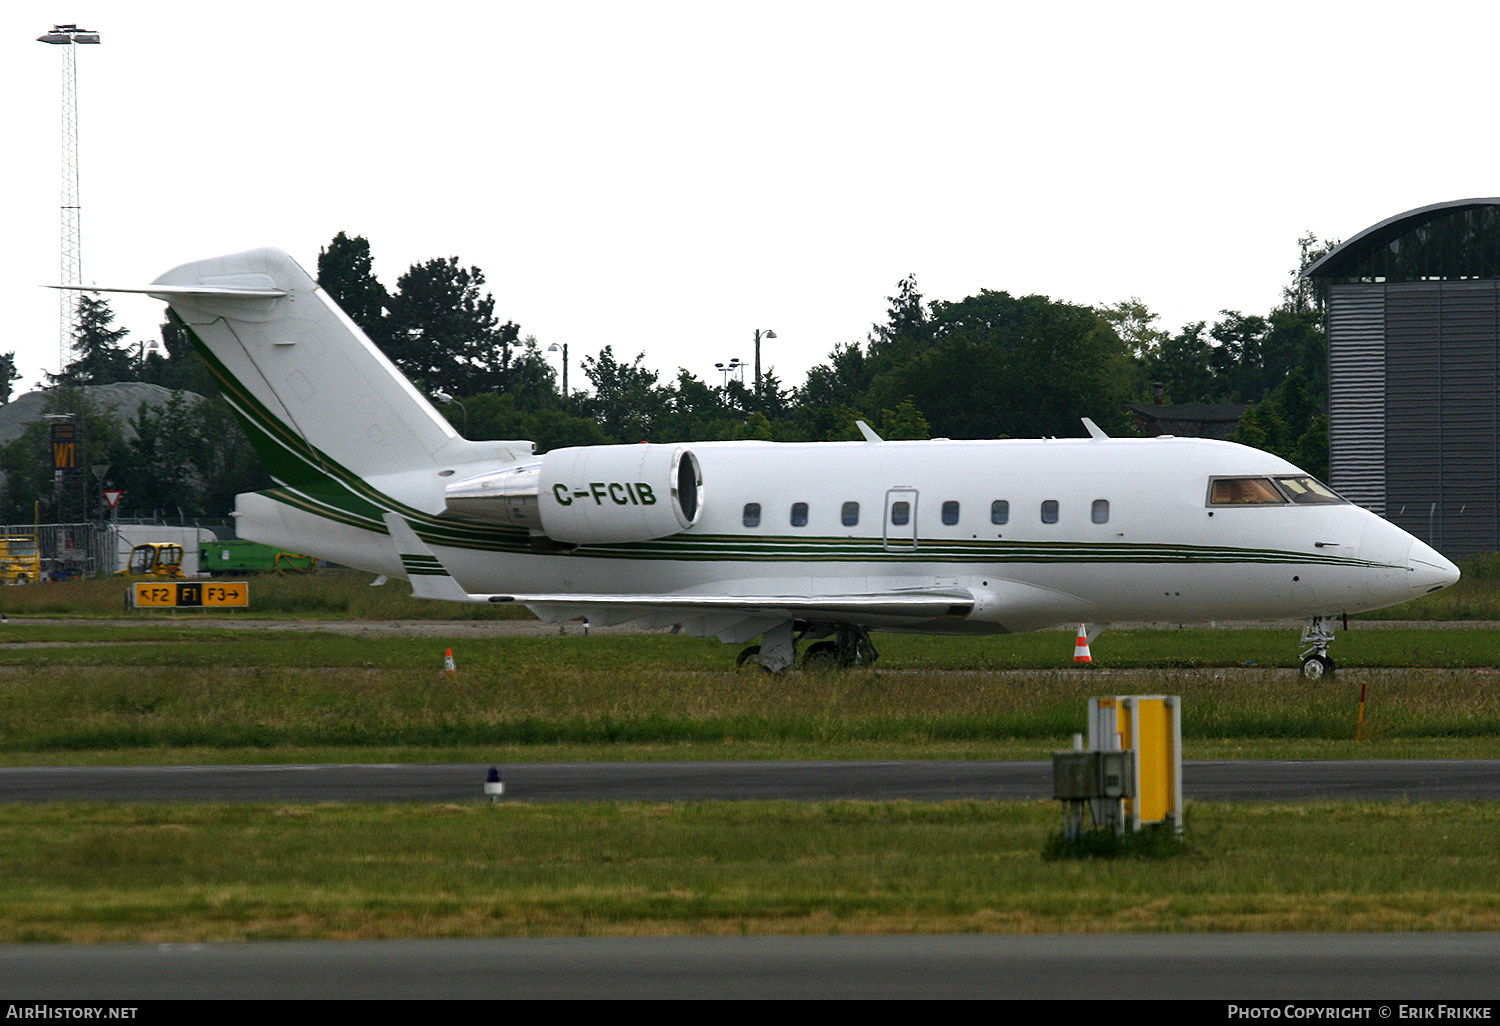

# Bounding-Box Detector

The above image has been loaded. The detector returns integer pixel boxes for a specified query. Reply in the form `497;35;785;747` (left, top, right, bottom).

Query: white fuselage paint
240;434;1448;635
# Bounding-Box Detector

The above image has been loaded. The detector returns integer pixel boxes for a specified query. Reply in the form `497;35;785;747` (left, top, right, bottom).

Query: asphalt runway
3;758;1498;803
4;933;1500;1000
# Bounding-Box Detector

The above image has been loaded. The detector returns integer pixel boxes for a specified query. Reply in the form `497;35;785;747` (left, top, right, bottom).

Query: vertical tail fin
145;248;485;484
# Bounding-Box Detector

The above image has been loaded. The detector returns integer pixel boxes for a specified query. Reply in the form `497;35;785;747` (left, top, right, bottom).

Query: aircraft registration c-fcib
77;249;1460;676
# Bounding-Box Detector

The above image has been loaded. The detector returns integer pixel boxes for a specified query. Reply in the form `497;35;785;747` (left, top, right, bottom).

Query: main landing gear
736;623;880;673
1298;615;1339;679
800;624;879;671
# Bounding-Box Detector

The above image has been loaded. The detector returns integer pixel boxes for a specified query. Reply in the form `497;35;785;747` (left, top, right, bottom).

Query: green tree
455;392;607;452
317;232;388;342
1229;368;1328;479
1282;231;1339;318
800;341;870;415
1101;298;1170;362
867;274;934;365
0;352;19;405
49;293;133;386
138;310;217;396
875;290;1139;438
1144;321;1215;403
382;257;520;395
0;388;131;522
577;347;669;441
1207;311;1272;402
110;393;268;519
868;399;931;440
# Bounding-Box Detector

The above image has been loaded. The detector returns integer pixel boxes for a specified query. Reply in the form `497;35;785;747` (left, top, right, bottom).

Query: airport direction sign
132;581;248;609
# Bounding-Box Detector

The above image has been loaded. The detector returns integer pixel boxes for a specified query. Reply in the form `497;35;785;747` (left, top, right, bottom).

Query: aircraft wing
383;514;975;644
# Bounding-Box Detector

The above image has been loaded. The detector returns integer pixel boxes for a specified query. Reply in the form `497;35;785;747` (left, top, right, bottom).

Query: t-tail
84;248;532;573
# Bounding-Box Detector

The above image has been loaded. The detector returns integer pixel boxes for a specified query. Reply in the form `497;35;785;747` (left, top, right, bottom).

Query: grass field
0;572;1497;940
3;800;1498;942
0;625;1494;762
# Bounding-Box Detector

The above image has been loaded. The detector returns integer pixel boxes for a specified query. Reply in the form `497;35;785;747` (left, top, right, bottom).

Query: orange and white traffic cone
1072;625;1092;664
444;648;457;674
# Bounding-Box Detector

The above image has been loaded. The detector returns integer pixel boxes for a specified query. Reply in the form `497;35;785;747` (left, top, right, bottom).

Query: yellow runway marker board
132;582;248;608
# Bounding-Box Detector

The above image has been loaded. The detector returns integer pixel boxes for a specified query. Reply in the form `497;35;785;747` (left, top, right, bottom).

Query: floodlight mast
37;25;101;377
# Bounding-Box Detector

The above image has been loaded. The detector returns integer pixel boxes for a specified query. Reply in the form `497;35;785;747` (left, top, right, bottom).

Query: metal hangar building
1304;197;1500;558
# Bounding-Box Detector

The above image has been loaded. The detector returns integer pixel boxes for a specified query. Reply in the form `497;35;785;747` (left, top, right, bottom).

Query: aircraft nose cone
1408;540;1460;594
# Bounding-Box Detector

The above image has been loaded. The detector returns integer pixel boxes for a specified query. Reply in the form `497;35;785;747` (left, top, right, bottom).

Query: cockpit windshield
1208;476;1346;506
1273;476;1344;504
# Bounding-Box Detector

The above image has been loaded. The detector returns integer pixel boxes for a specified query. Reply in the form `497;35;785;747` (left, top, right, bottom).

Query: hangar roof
1303;198;1500;281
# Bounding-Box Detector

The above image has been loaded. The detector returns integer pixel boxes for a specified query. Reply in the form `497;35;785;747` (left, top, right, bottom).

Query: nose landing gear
1298;615;1339;679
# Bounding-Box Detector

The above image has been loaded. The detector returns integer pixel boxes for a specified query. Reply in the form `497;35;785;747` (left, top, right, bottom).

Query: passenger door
883;488;919;551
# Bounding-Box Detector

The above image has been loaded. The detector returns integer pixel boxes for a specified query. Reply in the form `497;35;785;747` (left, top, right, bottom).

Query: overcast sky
4;2;1496;399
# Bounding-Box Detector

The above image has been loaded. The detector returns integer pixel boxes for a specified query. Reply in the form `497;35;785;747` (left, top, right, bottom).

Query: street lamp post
753;328;777;396
547;343;569;398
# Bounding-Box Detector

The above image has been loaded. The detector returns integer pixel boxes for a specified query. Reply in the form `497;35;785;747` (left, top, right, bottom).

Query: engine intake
444;444;703;545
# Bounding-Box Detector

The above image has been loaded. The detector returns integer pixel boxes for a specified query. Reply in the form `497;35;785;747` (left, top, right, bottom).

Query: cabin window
890;501;911;526
1040;499;1059;524
841;501;860;527
990;500;1009;525
1208;477;1288;505
941;500;960;525
791;502;809;527
743;502;761;528
1091;499;1110;524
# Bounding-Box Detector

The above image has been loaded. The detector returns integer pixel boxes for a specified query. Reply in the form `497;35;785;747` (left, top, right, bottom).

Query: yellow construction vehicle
0;536;42;585
117;542;185;579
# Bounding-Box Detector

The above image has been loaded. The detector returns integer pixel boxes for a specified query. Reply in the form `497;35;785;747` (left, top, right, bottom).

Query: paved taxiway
2;759;1497;802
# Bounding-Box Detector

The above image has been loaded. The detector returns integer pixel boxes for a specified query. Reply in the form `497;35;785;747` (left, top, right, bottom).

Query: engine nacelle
444;444;703;545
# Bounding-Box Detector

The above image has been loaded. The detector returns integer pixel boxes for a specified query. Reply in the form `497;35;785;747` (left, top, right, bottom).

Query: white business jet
80;249;1459;677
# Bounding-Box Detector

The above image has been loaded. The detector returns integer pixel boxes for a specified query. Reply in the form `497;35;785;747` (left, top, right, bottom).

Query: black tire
802;641;839;671
1300;654;1335;680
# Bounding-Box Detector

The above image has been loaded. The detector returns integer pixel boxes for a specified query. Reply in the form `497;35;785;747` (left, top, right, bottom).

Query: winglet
382;513;495;603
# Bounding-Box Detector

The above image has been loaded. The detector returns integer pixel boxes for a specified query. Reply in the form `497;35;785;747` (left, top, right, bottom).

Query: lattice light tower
37;24;101;375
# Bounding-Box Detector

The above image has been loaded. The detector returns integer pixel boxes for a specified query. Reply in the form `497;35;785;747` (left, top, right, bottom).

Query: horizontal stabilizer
52;283;288;299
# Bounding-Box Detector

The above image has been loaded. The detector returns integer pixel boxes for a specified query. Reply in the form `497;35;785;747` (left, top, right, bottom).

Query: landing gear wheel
802;641;839;671
1300;654;1335;680
736;645;763;669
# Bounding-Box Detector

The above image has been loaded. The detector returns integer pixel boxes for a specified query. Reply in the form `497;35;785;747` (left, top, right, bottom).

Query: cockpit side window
1208;477;1287;505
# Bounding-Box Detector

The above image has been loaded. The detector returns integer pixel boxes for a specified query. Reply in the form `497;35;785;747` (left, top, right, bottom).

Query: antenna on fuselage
1081;418;1109;440
855;420;884;443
